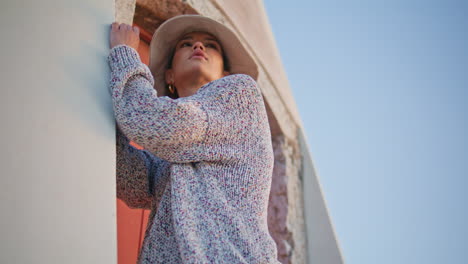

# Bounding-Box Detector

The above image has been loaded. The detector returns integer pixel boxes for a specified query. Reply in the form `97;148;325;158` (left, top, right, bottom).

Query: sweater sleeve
116;125;170;210
108;45;208;163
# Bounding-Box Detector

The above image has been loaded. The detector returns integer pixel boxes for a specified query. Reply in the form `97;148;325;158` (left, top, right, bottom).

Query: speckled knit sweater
108;45;279;263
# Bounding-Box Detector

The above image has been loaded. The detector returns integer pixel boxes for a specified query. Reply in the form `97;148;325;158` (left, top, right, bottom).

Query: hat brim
149;15;258;97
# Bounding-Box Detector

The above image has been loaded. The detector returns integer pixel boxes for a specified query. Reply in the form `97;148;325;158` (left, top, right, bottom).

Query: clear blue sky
264;1;467;263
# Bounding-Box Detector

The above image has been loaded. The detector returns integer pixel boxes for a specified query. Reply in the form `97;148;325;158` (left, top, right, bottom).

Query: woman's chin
186;66;213;77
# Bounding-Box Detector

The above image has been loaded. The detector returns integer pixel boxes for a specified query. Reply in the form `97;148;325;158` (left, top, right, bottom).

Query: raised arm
108;45;208;163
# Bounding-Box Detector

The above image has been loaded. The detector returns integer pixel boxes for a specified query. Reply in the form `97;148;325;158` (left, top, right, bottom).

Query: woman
108;15;279;263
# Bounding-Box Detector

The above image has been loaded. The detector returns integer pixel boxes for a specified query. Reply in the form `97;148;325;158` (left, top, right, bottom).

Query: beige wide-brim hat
149;15;258;97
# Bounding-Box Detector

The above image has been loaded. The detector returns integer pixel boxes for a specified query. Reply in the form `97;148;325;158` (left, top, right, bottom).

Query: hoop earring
168;84;175;94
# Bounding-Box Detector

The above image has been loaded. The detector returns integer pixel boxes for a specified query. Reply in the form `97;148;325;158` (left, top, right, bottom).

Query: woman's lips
190;51;207;60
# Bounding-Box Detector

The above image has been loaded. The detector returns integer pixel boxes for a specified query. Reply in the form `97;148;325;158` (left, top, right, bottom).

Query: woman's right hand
110;22;140;50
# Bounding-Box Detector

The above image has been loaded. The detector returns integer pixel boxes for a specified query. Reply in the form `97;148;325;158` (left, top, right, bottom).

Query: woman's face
165;32;227;87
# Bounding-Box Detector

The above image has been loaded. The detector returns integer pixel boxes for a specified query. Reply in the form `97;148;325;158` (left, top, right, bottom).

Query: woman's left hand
110;22;140;50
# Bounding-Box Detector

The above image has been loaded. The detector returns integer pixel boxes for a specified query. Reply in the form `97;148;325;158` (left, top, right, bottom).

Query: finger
132;26;140;33
111;22;119;32
118;23;127;30
121;24;130;31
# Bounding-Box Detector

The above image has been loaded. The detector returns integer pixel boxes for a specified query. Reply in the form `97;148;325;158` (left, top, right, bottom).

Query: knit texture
109;45;279;263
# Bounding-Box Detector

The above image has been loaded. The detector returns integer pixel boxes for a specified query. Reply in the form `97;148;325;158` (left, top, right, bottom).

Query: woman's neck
175;76;214;97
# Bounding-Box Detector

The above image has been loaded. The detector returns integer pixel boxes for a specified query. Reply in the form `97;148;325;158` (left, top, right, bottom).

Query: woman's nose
193;41;205;51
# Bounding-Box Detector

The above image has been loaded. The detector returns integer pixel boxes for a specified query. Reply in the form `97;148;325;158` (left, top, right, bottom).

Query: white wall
300;130;344;264
0;1;116;263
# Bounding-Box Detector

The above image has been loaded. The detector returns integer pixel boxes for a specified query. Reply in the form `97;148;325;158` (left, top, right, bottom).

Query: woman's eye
180;42;191;48
206;43;219;50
